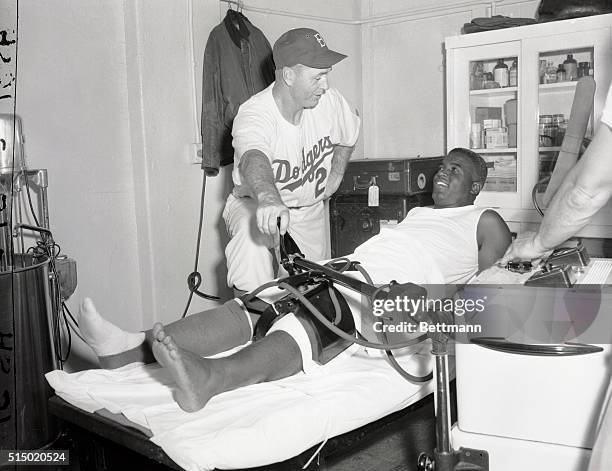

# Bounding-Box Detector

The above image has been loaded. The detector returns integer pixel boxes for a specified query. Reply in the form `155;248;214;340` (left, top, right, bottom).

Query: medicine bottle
509;60;518;87
563;54;578;81
556;64;566;82
578;62;590;78
493;59;509;87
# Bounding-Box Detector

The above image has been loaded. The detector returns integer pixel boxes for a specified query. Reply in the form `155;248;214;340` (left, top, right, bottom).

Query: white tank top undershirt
353;205;487;285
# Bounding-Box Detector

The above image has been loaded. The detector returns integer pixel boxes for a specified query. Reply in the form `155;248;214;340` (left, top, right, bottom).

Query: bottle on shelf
494;59;509;87
483;72;499;89
563;54;578;81
556;64;566;82
578;61;590;78
539;59;547;84
470;61;484;90
509;59;518;87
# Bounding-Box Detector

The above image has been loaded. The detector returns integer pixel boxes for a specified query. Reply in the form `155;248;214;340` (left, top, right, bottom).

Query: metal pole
15;184;25;260
34;169;50;230
433;348;452;453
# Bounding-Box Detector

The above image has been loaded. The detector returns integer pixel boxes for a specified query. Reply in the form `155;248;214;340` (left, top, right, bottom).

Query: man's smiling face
432;153;482;208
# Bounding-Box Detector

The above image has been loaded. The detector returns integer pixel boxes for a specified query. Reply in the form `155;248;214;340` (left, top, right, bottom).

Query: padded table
48;391;445;471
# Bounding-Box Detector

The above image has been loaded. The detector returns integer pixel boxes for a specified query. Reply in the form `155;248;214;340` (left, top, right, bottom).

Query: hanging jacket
201;10;274;176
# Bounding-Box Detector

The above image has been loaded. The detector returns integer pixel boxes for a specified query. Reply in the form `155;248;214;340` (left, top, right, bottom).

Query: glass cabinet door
447;41;521;208
522;29;612;213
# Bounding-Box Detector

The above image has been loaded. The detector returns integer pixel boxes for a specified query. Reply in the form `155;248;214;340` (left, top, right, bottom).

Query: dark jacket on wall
201;10;275;176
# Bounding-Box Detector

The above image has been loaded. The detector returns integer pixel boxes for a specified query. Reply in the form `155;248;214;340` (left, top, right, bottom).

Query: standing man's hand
256;196;290;236
239;150;291;236
498;231;553;266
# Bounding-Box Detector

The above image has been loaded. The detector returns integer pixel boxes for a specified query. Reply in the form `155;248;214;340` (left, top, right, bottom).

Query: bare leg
79;298;256;369
151;323;302;412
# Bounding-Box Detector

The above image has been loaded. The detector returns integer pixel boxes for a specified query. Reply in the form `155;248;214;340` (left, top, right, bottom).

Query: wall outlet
189;142;203;165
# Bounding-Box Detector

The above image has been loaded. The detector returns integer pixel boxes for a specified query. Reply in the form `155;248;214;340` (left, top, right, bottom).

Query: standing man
499;82;612;471
223;28;361;293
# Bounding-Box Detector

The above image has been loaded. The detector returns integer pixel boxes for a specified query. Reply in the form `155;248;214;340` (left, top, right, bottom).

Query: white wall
14;0;141;367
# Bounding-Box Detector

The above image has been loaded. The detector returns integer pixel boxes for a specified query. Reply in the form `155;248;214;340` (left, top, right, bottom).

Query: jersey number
315;168;327;198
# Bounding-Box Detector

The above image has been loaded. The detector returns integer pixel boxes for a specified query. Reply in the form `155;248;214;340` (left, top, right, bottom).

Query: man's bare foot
79;298;145;357
151;323;222;412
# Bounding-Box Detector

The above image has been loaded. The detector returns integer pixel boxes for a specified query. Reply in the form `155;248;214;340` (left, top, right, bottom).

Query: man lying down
79;147;511;413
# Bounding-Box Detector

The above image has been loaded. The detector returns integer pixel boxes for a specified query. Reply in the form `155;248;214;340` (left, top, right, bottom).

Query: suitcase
336;156;444;196
329;194;433;257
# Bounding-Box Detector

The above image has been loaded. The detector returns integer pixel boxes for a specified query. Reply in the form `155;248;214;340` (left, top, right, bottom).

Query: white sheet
46;343;435;471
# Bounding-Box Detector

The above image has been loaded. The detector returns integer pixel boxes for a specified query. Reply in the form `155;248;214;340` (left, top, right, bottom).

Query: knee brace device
252;280;355;365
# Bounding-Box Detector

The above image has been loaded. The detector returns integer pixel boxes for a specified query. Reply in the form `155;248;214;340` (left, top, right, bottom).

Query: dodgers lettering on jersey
231;85;361;208
272;136;334;199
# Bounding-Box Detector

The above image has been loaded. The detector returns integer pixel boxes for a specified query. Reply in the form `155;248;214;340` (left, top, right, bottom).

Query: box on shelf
504;99;517;125
475;106;502;125
485;127;508;148
507;123;517;147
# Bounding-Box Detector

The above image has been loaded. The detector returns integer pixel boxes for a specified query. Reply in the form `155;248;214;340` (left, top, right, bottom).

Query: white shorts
223;194;327;292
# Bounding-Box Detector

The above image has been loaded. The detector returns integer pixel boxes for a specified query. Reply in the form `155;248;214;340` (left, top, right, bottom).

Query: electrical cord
370;283;433;383
62;301;79;327
327;284;342;325
62;302;89;345
181;171;219;318
25;234;72;367
243;274;428;349
532;176;550;217
20;174;73;367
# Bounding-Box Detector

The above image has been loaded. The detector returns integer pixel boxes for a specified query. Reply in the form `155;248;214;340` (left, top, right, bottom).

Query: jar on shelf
539;115;554;147
544;60;557;83
563;54;578;81
494;59;509;87
553;114;566;146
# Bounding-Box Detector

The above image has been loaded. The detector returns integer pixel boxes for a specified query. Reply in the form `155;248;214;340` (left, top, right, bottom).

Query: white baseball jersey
231;83;361;208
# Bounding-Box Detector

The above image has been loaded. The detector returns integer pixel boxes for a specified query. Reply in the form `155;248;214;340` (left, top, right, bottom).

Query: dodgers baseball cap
273;28;347;70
